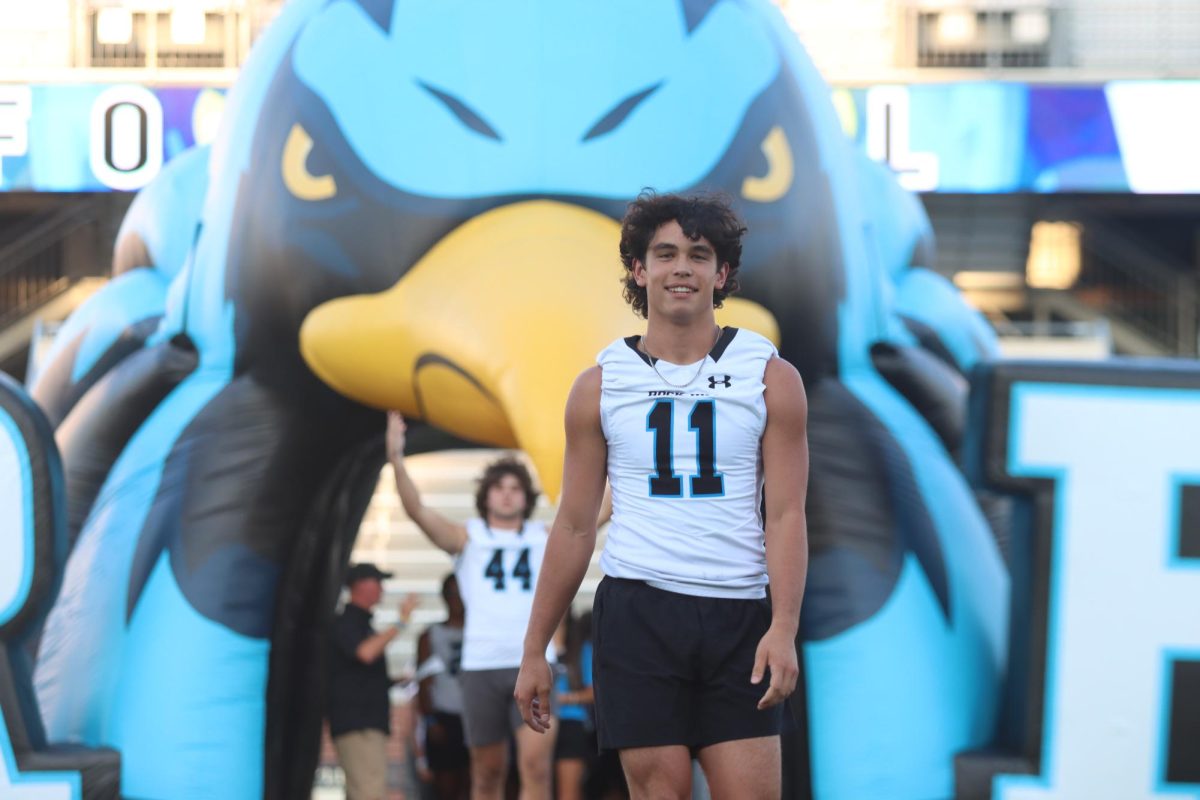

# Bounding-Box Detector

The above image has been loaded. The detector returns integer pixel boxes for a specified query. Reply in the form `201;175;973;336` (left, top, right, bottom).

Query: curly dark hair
475;456;539;521
618;190;747;319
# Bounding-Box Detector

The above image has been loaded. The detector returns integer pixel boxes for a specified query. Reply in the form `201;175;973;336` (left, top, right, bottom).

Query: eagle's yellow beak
300;200;778;499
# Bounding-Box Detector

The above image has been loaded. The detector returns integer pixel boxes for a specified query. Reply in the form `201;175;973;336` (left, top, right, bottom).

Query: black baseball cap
345;563;394;586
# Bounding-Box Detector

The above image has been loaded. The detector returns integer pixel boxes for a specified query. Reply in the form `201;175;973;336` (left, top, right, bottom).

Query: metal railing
0;199;104;329
897;2;1063;70
1071;222;1199;356
87;9;232;69
913;9;1054;68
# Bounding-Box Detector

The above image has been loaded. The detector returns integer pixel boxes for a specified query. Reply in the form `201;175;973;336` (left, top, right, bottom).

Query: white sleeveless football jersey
597;327;777;599
426;622;464;714
454;518;555;670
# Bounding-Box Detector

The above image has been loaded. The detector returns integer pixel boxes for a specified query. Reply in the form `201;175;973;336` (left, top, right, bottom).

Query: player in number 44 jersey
387;418;558;800
517;192;810;800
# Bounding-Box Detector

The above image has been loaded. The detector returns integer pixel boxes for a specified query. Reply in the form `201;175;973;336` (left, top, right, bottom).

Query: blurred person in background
552;609;594;800
417;573;470;800
404;694;435;800
387;412;558;800
329;563;419;800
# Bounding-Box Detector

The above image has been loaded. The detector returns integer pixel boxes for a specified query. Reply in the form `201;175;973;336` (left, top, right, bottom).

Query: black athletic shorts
425;712;469;771
591;577;784;751
554;719;594;761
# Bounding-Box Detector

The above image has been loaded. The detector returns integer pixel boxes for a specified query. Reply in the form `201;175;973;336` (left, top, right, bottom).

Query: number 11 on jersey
646;399;724;498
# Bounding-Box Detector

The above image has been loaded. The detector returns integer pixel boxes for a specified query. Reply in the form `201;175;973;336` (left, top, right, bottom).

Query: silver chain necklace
641;326;721;389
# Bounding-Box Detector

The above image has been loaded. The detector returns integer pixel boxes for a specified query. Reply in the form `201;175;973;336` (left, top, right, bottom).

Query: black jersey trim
624;336;655;366
709;326;739;362
624;327;739;367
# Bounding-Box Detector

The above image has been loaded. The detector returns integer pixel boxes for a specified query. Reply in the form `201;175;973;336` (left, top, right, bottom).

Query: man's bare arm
753;356;809;709
355;594;418;666
386;412;468;554
355;625;400;665
523;366;607;657
515;366;608;732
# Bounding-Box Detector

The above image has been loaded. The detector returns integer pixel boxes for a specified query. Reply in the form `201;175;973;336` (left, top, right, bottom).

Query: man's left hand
751;623;799;710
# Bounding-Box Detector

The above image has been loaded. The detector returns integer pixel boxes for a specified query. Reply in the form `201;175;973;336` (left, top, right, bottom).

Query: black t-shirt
328;604;392;737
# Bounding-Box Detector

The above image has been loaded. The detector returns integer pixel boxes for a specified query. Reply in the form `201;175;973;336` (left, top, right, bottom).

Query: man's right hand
514;653;554;733
386;411;407;462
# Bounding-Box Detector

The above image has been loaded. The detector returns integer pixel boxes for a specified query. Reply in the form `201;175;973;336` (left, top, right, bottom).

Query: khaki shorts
333;728;387;800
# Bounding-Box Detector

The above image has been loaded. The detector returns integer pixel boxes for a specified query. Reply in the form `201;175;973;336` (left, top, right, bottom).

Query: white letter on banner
865;86;939;192
0;86;32;189
89;85;163;191
996;384;1200;800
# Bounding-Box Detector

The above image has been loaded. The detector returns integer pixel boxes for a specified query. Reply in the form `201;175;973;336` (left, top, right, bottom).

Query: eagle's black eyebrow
582;84;661;142
418;81;504;142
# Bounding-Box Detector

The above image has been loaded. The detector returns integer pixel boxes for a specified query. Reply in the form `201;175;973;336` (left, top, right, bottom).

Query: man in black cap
328;562;418;800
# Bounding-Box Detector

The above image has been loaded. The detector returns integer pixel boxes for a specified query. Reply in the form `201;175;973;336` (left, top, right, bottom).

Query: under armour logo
708;375;732;389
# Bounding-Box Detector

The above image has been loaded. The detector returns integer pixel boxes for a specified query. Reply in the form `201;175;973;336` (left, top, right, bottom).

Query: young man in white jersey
416;573;468;800
386;419;558;800
515;193;810;799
